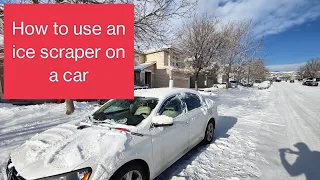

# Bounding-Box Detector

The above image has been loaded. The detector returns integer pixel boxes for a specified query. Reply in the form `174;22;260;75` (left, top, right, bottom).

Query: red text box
4;4;134;99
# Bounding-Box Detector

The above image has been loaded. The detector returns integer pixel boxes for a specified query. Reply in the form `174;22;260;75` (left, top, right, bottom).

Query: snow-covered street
157;82;320;180
1;82;320;180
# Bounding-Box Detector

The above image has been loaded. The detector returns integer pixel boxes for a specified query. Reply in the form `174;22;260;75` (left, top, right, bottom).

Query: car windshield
92;97;159;126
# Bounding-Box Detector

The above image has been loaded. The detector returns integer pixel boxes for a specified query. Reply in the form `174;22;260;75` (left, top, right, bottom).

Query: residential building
134;46;190;88
267;71;301;81
189;74;216;88
183;58;217;88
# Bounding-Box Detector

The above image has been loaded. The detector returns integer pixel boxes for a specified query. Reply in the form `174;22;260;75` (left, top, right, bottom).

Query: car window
184;93;202;111
92;97;159;126
159;96;183;118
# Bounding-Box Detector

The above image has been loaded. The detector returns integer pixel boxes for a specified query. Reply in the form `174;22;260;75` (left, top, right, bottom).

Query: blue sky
174;0;320;72
263;19;320;71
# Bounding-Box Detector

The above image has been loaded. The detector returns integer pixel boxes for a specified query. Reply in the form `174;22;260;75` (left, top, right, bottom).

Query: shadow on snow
279;143;320;180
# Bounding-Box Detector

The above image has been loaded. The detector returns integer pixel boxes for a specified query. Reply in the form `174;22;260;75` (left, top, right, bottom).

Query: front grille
6;159;25;180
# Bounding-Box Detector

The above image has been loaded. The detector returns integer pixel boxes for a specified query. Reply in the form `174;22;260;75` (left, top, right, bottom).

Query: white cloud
195;0;320;37
266;62;306;72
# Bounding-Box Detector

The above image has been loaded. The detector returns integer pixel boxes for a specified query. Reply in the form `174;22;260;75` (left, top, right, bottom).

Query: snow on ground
156;82;320;180
156;87;271;180
1;82;320;180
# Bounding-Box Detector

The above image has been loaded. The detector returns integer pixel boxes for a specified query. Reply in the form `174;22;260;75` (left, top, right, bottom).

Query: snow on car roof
134;88;200;99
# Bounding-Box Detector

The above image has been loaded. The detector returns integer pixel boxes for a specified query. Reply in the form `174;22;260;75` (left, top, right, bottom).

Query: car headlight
39;167;92;180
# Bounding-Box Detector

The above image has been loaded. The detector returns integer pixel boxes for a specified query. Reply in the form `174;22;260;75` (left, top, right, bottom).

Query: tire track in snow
277;84;320;150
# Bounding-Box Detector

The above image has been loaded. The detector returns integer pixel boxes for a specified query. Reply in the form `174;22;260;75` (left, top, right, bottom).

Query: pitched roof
141;45;182;54
134;62;156;71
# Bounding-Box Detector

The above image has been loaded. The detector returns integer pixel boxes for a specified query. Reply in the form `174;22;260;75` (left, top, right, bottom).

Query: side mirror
152;115;174;127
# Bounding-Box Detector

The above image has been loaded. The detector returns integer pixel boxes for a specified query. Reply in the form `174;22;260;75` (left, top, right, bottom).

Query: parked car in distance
303;80;318;86
5;88;218;180
290;80;294;83
229;81;240;88
214;83;227;89
198;87;219;96
253;81;271;90
242;83;253;87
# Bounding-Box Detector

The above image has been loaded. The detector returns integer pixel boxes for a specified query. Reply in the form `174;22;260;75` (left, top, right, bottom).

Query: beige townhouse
134;46;190;88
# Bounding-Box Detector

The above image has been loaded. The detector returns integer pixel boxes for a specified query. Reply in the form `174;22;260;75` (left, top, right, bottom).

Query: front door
150;94;189;172
145;72;151;87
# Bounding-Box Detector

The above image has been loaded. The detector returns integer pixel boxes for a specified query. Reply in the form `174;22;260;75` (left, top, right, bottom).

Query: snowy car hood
10;123;131;179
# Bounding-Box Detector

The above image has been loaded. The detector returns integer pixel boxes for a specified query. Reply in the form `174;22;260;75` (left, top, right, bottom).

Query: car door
183;92;208;148
150;94;189;170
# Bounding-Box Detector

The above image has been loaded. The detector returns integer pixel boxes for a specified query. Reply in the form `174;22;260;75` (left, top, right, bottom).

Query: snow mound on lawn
12;123;128;177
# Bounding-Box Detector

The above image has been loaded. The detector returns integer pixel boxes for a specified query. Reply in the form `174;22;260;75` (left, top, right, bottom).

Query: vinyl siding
145;52;166;69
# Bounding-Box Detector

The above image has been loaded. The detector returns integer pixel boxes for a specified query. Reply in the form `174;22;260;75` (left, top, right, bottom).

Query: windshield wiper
78;119;113;130
92;119;113;124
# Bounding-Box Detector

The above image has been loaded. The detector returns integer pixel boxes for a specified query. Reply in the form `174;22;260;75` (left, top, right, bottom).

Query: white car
198;87;219;96
253;81;270;90
5;88;218;180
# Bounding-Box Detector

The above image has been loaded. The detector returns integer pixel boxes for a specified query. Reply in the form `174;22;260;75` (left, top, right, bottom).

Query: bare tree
233;63;246;82
218;20;263;87
65;99;75;114
299;57;320;78
297;66;306;79
9;0;197;48
0;0;197;114
176;15;225;89
249;58;268;81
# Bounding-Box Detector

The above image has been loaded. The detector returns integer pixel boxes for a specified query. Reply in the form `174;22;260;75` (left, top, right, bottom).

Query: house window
173;57;182;68
134;71;140;85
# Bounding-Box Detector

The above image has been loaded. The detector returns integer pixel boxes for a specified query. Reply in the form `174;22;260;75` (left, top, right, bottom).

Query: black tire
202;120;215;145
110;162;148;180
